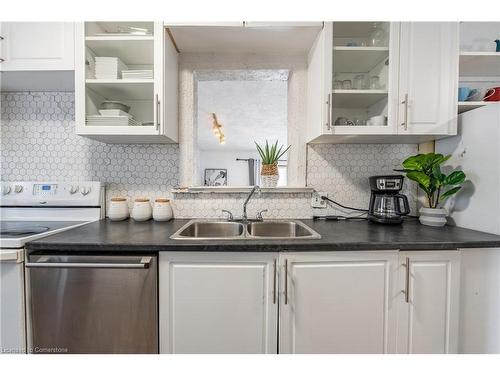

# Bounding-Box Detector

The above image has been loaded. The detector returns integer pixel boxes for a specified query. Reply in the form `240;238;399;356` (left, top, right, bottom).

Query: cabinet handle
0;36;4;40
326;93;331;131
401;93;409;131
402;257;410;303
155;94;160;131
284;259;289;305
273;259;277;304
0;58;5;63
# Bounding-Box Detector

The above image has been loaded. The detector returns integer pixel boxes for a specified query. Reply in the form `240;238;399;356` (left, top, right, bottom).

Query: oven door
0;249;26;354
26;254;158;354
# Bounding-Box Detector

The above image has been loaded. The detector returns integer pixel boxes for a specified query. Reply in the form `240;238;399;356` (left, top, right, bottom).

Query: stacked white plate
122;70;153;79
94;57;128;79
86;115;140;127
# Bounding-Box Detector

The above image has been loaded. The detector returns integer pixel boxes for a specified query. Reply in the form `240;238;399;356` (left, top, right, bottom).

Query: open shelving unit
459;52;500;76
330;22;391;128
457;22;500;114
75;21;179;144
82;22;156;130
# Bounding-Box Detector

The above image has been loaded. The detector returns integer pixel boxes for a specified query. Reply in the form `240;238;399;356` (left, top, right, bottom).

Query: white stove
0;181;105;248
0;181;105;354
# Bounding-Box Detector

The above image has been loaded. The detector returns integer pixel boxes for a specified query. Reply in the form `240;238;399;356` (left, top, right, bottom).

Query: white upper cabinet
75;22;178;144
0;22;74;71
398;22;459;135
159;252;278;354
279;251;399;354
306;22;459;144
396;251;460;354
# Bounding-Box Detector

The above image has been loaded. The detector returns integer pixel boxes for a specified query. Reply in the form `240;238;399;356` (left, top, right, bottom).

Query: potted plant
255;140;291;188
395;153;466;227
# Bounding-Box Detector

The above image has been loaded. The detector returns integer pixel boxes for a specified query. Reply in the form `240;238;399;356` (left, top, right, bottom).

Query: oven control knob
14;185;23;193
69;185;79;194
80;186;91;196
1;186;11;195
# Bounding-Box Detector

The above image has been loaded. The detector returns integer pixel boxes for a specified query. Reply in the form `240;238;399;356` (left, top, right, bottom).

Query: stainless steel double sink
170;219;321;240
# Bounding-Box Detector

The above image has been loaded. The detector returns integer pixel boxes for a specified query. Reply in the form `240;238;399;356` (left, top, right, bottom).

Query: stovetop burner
0;225;50;237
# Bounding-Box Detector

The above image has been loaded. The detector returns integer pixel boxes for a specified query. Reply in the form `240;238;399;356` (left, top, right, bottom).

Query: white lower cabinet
279;251;399;354
159;250;460;354
396;251;461;354
159;252;278;354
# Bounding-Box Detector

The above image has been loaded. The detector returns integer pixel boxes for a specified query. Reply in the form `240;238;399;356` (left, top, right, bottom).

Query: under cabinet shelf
333;46;389;73
459;52;500;77
332;89;388;108
458;101;499;114
85;79;154;100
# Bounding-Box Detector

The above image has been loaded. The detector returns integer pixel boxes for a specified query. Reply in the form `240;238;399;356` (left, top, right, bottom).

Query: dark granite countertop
24;218;500;253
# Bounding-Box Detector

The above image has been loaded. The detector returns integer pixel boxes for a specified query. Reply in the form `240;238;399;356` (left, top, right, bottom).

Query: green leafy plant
255;140;291;165
394;153;466;209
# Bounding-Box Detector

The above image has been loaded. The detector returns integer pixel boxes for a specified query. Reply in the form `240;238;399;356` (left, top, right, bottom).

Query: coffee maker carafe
368;175;410;224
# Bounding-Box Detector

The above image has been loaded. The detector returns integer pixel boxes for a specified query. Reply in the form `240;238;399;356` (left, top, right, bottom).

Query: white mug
368;115;387;126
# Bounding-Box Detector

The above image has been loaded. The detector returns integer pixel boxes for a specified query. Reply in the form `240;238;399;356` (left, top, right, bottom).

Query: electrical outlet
311;192;328;208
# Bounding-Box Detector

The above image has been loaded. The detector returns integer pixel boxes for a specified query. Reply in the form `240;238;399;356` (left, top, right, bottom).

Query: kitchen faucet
242;185;261;222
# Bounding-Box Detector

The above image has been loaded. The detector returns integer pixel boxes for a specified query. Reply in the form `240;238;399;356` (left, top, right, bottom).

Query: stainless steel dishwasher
26;254;158;354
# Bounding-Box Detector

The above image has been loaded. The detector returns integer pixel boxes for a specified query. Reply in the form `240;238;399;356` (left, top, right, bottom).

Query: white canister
153;198;173;221
131;198;152;221
108;197;129;221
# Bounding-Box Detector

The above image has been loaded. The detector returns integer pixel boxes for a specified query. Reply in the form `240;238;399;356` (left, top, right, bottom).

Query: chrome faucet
242;185;261;222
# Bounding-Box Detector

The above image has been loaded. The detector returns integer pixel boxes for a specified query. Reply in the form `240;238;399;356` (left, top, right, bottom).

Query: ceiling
168;23;323;55
197;78;287;152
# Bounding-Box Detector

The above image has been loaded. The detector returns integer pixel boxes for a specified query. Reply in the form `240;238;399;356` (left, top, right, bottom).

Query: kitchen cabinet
159;252;278;354
396;251;460;354
306;22;459;144
159;250;461;354
398;22;459;135
75;22;178;144
279;251;399;354
0;22;75;92
0;22;74;71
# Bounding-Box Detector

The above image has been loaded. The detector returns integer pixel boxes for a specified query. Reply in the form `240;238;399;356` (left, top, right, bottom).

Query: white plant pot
419;207;448;227
260;174;279;188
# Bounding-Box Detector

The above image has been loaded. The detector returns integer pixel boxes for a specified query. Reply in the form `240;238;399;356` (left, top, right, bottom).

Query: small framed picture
204;169;227;186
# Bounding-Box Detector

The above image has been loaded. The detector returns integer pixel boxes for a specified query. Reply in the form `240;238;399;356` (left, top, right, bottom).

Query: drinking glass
342;80;352;90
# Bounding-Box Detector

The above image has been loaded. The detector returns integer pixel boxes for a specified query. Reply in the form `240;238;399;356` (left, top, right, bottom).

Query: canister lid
110;197;126;202
135;198;150;202
155;198;170;203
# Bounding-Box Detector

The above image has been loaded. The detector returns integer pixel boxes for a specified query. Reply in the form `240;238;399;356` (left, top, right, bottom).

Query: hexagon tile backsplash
1;92;418;219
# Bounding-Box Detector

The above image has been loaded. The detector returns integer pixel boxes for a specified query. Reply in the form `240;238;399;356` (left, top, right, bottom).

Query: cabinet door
398;22;459;135
0;22;74;71
159;252;278;354
396;251;460;354
279;251;399;354
306;23;332;141
160;23;179;142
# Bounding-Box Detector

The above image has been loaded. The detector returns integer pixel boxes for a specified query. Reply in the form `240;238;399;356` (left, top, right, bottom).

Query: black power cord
320;195;368;213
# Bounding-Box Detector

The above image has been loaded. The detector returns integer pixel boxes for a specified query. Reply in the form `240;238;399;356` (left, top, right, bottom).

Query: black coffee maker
368;175;410;224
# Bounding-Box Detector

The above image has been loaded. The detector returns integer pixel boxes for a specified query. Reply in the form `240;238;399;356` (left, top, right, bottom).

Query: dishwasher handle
25;256;152;269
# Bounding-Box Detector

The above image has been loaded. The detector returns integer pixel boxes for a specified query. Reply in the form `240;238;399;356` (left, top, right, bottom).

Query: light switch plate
311;192;328;208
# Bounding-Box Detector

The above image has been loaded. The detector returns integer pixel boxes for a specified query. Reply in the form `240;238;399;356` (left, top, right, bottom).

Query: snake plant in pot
255;140;291;188
395;153;466;227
